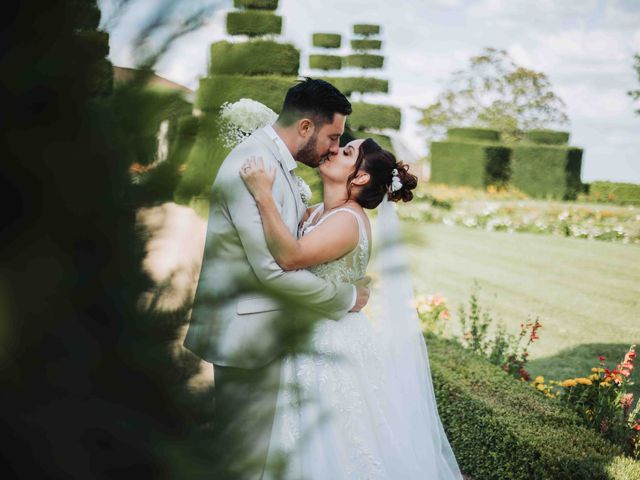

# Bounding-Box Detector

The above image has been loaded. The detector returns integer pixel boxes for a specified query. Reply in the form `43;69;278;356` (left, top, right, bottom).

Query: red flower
599;356;606;361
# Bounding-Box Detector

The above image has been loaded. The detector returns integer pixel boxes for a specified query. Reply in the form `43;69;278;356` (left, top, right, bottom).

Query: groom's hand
350;276;371;312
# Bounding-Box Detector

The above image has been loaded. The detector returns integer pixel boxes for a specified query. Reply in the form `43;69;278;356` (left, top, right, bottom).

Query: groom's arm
220;160;357;320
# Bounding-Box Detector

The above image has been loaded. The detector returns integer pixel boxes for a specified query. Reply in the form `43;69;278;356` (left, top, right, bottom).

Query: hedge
233;0;278;9
351;39;382;51
319;77;388;95
427;333;639;480
524;129;571;145
353;24;380;36
430;140;511;189
586;181;640;205
196;75;296;113
309;54;342;71
351;131;394;153
226;11;282;36
348;102;401;131
312;33;341;48
209;40;299;76
510;144;583;200
344;54;384;69
447;127;500;143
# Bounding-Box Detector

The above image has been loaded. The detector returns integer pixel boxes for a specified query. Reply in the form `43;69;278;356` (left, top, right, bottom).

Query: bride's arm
240;156;358;271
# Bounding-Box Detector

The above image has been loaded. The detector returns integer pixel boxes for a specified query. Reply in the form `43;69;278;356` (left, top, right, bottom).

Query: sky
101;0;640;184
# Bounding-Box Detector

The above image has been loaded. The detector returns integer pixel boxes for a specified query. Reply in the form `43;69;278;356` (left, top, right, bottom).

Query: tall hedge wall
351;39;382;51
430;140;511;189
586;181;640;205
427;334;639;480
312;33;341;48
233;0;278;9
319;77;388;95
524;129;570;145
353;24;380;36
344;53;384;69
209;40;299;76
196;75;295;113
309;54;342;70
349;102;401;131
447;127;500;143
226;11;282;37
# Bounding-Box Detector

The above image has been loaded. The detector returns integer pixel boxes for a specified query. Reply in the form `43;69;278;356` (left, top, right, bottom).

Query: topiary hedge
309;54;342;71
312;33;341;48
209;40;299;76
430;140;511;189
226;11;282;37
348;102;401;130
447;127;500;143
352;131;394;153
524;129;571;145
586;181;640;205
353;24;380;36
196;75;295;113
319;77;388;95
233;0;278;9
351;39;382;51
427;333;640;480
510;144;583;200
344;54;384;69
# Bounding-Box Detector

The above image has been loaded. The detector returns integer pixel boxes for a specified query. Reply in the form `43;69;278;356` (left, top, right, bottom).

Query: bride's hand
240;156;276;201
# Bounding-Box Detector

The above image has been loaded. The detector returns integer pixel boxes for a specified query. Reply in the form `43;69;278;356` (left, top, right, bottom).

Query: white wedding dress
264;204;463;480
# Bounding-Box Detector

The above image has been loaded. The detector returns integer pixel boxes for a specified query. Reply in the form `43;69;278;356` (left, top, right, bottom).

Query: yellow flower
589;374;599;381
576;378;592;385
534;375;544;383
561;379;577;387
536;384;546;391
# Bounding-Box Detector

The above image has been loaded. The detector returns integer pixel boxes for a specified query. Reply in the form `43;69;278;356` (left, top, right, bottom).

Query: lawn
406;221;640;396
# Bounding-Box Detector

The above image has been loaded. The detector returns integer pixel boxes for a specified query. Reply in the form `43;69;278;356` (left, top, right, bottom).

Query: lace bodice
298;204;370;284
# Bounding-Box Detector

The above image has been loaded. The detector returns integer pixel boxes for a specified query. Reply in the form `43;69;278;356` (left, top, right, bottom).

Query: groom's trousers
212;358;282;480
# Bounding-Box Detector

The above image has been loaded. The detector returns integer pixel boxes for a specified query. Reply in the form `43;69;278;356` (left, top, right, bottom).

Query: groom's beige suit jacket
184;125;356;369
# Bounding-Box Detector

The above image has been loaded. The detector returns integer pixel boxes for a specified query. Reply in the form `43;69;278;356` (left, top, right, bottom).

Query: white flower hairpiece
219;98;278;149
390;168;403;192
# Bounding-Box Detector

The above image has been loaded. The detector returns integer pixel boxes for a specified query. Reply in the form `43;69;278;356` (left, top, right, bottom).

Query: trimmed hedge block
319;77;388;95
447;127;500;143
430;140;511;189
353;24;380;36
351;39;382;51
226;11;282;37
233;0;278;9
510;144;583;200
352;131;394;153
209;40;299;76
309;54;342;70
349;102;401;131
427;333;635;480
586;181;640;205
524;129;570;145
344;54;384;69
196;75;296;113
312;33;341;48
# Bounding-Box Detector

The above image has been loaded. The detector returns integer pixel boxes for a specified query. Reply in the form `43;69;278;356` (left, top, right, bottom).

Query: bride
240;137;463;479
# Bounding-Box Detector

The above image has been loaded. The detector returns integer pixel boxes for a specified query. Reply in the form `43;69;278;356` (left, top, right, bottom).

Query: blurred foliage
628;53;640;116
309;54;342;70
312;33;342;49
226;10;283;37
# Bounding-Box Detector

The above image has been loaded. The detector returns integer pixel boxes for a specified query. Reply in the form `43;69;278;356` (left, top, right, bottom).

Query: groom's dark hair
278;77;352;127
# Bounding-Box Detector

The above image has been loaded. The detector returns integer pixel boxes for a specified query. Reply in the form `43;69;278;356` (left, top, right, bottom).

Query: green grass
406;222;640;397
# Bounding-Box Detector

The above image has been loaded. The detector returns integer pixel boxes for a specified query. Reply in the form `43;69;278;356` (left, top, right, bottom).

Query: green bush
312;33;341;48
510;144;583;200
524;129;571;145
447;127;500;143
233;0;278;9
351;39;382;51
209;40;299;76
587;181;640;205
353;24;380;36
344;54;384;69
351;131;394;153
196;75;296;113
349;102;401;131
427;333;638;480
309;54;342;70
319;77;388;95
226;11;282;36
430;140;511;189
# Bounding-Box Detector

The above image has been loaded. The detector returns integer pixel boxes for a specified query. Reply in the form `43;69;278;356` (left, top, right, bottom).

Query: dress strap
316;208;368;247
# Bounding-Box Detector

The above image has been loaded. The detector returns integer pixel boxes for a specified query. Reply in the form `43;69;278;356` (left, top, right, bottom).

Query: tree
628;53;640;116
417;47;569;143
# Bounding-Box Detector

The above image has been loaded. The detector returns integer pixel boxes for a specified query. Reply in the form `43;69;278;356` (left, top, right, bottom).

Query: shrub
209;40;299;76
196;75;295;113
318;77;388;95
353;24;380;36
351;131;394;153
524;129;570;145
308;54;342;71
312;33;341;48
351;39;382;51
586;181;640;206
233;0;278;9
344;54;384;69
349;102;401;130
226;11;282;36
447;127;500;143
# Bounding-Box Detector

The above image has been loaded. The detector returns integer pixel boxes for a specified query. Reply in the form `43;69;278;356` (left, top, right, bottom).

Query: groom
184;78;369;479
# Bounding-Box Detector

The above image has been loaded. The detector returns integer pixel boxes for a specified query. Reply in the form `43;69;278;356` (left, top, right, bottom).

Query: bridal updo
347;138;418;209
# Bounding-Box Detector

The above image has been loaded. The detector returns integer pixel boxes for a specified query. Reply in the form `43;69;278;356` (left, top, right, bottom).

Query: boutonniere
293;173;312;206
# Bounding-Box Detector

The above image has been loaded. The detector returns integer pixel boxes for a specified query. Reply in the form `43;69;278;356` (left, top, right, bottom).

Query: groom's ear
297;118;315;138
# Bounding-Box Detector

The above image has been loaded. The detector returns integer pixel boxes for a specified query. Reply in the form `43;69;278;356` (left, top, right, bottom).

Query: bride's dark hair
347;138;418;209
